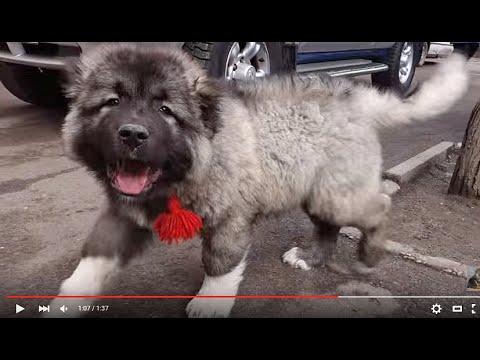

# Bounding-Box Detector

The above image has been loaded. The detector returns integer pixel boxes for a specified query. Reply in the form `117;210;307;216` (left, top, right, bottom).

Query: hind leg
354;193;391;271
283;215;340;271
283;189;391;273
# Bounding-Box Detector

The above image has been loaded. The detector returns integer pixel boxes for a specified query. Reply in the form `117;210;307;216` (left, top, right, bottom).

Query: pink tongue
115;168;149;195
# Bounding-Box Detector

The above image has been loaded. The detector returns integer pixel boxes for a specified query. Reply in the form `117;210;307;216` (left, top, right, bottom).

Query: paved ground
380;60;480;169
1;58;480;318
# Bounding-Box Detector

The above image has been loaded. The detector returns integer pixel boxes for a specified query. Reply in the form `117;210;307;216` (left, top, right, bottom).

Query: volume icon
60;305;68;313
38;305;50;313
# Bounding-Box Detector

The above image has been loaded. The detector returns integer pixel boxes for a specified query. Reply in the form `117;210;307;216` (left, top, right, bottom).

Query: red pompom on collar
153;194;203;244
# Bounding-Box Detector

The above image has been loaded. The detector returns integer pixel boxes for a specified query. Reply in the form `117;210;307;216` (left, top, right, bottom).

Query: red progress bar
6;295;339;299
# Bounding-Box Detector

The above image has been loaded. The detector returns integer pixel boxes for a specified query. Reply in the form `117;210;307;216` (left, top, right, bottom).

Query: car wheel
418;42;429;66
0;63;66;107
371;42;419;96
183;42;295;81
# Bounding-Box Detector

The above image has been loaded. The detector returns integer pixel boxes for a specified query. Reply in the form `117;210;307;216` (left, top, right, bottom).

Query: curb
384;141;454;184
383;240;477;279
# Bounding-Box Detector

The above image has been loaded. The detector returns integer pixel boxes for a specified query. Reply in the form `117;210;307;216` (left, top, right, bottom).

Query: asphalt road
380;59;480;168
1;58;480;318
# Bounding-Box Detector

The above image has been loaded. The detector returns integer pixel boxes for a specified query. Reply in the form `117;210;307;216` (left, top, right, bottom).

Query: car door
297;42;377;53
374;42;395;49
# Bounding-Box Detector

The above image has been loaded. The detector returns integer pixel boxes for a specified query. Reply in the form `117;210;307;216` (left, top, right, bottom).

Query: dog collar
153;194;203;244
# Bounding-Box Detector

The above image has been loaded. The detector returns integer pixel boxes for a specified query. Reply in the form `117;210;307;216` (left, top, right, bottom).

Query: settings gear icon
431;303;442;314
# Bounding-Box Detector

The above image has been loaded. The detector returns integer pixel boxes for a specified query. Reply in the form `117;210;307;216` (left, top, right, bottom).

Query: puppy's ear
62;57;85;101
62;43;119;101
193;75;220;97
193;76;223;136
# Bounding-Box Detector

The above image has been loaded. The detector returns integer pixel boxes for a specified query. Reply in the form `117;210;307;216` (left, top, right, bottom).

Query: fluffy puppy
51;44;468;317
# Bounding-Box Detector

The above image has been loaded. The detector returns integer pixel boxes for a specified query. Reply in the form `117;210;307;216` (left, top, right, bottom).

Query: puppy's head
62;43;222;204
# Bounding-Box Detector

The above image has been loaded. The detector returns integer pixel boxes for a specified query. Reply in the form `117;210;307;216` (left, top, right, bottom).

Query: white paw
282;247;311;270
186;297;235;318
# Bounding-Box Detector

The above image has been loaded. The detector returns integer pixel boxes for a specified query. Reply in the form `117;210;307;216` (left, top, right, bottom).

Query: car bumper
0;50;69;69
0;42;83;70
0;42;186;70
427;43;454;59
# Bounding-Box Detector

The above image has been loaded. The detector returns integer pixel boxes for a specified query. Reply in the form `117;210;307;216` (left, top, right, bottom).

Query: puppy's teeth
107;164;116;178
151;169;162;182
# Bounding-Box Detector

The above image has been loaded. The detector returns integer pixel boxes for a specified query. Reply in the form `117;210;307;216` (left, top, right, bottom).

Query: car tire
371;42;419;96
417;42;429;66
183;42;296;80
0;63;66;107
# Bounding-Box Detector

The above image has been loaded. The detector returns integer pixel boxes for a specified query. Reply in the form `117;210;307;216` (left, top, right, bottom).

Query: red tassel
153;194;203;244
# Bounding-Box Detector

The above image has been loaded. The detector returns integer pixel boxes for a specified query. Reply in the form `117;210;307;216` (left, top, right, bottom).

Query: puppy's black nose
118;124;149;148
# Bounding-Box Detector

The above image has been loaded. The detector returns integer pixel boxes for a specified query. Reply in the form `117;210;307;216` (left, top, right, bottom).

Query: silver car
0;42;423;106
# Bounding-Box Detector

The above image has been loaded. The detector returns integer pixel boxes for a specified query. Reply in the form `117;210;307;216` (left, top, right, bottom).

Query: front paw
186;297;235;318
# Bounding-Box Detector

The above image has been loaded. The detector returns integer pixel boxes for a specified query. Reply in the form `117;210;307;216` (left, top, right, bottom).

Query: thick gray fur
61;43;468;299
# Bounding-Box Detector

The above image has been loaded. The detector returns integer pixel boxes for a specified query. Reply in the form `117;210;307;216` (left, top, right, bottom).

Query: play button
15;304;25;314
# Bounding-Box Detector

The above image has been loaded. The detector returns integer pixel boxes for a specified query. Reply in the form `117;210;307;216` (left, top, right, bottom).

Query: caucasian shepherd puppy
50;43;467;317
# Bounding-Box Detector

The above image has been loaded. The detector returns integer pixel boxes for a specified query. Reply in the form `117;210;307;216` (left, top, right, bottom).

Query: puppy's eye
104;98;120;107
159;105;173;115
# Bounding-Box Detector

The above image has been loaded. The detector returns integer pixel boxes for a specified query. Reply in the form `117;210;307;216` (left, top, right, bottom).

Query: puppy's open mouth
108;160;162;196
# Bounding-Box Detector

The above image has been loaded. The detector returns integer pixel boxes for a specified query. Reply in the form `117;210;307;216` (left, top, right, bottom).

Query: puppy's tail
353;53;469;128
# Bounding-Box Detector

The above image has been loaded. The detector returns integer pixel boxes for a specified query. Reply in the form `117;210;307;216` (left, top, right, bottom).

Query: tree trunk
448;100;480;198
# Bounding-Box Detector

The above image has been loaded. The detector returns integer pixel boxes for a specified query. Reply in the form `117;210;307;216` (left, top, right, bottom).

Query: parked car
418;42;453;66
428;42;454;59
418;42;479;66
0;42;428;107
